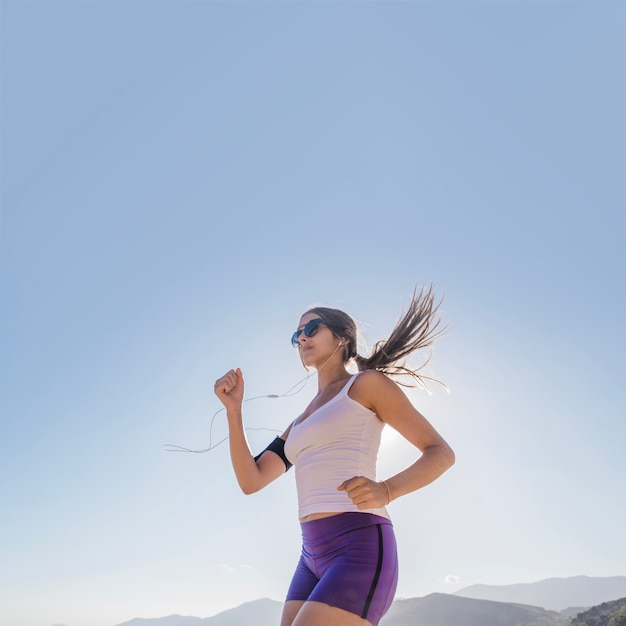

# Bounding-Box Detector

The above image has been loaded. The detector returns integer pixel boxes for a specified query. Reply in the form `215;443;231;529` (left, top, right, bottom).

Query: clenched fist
337;475;392;509
214;368;244;411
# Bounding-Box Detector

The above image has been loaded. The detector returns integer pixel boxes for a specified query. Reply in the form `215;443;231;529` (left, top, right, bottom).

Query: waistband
300;512;392;542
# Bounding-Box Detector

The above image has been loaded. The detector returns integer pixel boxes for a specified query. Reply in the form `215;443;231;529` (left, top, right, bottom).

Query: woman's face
294;312;342;368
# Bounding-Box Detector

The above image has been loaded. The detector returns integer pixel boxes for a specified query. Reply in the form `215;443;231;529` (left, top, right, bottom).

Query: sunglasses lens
291;319;326;347
304;319;322;337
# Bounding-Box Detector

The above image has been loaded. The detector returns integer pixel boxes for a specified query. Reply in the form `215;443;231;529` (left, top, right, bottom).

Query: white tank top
284;373;390;520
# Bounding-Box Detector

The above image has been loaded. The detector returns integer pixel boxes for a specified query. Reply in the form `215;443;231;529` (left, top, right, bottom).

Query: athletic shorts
285;512;398;626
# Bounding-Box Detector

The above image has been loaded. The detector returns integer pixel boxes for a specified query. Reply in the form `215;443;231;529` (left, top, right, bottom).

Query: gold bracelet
382;480;392;505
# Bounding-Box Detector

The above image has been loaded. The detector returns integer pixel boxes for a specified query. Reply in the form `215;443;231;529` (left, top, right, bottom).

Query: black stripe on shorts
361;524;384;619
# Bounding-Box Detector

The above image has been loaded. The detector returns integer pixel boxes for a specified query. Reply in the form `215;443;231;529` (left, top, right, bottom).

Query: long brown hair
306;285;447;390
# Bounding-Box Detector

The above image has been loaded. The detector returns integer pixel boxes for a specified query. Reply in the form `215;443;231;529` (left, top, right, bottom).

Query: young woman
214;287;455;626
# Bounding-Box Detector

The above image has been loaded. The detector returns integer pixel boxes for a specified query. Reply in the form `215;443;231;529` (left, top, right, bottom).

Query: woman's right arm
214;368;288;495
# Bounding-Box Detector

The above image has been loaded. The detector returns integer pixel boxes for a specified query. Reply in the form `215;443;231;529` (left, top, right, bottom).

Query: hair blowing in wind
308;284;448;390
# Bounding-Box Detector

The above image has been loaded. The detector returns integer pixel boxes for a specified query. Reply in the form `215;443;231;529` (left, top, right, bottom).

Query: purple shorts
286;512;398;626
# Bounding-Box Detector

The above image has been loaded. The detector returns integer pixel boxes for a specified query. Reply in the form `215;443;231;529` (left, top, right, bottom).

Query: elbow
430;441;454;473
442;444;455;470
239;482;260;496
238;478;263;495
446;447;456;469
422;442;455;476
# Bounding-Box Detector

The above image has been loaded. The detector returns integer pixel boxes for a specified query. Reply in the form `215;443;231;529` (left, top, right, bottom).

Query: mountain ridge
109;576;626;626
455;575;626;611
380;592;568;626
570;597;626;625
114;594;566;626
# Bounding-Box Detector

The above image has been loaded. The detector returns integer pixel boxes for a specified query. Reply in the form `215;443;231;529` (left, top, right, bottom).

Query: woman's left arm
339;370;454;508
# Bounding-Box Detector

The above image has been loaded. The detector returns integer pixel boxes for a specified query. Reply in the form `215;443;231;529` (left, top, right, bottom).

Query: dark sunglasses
291;318;338;348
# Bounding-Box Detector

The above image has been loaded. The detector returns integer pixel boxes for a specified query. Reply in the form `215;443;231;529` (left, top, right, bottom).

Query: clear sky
1;2;624;626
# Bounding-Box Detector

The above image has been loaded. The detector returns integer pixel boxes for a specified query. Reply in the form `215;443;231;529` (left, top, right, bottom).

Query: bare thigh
281;600;373;626
281;601;304;626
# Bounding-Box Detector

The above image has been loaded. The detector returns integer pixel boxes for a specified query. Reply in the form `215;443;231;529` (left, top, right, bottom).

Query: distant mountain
455;576;626;611
570;597;626;625
116;615;204;626
200;598;282;625
113;579;626;626
379;593;566;626
560;607;590;617
116;594;566;626
115;599;282;626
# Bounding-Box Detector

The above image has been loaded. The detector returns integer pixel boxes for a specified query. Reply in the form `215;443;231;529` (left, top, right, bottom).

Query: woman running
214;287;455;626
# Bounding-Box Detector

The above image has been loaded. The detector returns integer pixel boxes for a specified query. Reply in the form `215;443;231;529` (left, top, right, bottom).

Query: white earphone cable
163;341;344;454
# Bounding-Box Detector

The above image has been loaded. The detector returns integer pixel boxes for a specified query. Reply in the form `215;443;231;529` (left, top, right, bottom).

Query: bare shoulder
350;369;408;412
352;368;394;390
351;369;450;453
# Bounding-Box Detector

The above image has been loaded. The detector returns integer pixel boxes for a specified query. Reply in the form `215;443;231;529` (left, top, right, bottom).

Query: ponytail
356;285;447;389
307;285;447;390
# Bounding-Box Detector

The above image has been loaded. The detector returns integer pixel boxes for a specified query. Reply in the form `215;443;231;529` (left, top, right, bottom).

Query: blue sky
1;1;624;625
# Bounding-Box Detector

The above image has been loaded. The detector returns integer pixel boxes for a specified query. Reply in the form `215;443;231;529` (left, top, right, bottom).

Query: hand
337;476;391;509
214;368;244;411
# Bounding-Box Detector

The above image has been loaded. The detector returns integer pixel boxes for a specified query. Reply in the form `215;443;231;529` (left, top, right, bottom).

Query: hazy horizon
67;575;626;625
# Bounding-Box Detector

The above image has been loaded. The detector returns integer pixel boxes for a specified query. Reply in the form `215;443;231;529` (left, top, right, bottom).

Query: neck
299;341;351;392
316;362;351;392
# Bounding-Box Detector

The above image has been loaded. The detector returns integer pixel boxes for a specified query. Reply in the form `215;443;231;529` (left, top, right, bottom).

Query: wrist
381;480;393;504
226;406;243;421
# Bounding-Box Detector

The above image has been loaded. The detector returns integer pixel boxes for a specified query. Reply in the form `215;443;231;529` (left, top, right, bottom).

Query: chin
300;354;315;367
300;351;319;368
